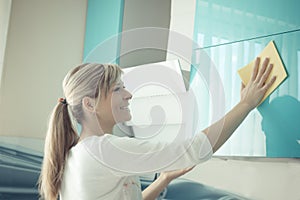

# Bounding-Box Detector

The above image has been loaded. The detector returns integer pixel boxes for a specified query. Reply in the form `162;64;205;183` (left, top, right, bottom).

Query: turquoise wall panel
83;0;124;63
192;0;300;157
194;0;300;48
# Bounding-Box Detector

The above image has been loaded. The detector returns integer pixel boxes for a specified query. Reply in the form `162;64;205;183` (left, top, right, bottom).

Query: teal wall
193;0;300;48
83;0;124;63
192;0;300;157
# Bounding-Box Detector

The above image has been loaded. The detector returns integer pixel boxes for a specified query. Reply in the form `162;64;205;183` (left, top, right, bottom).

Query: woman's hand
160;166;195;183
142;167;195;200
240;57;276;110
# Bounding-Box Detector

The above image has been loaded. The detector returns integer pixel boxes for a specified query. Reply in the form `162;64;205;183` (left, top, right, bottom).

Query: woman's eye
114;87;120;92
114;85;125;92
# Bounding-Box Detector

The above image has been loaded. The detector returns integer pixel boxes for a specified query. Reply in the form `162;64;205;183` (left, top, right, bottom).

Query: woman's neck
79;123;113;141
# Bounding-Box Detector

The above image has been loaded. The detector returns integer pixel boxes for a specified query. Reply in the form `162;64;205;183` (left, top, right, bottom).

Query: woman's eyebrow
115;81;124;86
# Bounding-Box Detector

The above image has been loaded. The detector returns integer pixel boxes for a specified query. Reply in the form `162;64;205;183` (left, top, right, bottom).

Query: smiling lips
120;106;130;111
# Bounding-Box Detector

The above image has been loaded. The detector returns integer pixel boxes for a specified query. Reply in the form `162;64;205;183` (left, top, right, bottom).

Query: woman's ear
82;97;96;112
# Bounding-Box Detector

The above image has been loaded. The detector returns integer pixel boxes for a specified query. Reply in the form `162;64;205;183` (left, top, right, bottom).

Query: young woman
39;57;275;200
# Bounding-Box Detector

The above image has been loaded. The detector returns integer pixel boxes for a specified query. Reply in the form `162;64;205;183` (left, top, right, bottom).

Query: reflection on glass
192;0;300;157
258;96;300;157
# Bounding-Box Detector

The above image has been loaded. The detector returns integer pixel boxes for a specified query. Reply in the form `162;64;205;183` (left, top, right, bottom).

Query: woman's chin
116;114;132;123
124;114;132;121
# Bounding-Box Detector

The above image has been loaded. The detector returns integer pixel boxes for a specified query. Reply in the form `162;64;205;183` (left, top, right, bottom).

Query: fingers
185;166;195;172
262;76;276;91
178;167;194;175
255;57;270;81
258;64;273;87
251;57;260;81
178;166;194;173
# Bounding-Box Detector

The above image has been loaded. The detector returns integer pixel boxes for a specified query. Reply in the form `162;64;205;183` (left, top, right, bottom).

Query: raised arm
203;57;276;153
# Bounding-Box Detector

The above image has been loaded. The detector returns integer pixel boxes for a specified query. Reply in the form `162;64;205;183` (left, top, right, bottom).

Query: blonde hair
38;63;122;200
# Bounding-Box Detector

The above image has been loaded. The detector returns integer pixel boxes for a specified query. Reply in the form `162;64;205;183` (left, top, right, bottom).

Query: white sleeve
82;132;212;176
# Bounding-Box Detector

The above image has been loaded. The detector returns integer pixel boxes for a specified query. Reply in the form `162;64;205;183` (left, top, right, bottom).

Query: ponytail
39;102;79;200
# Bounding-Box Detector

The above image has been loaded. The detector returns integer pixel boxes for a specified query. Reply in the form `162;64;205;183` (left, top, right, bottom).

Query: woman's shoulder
77;134;113;144
75;134;122;151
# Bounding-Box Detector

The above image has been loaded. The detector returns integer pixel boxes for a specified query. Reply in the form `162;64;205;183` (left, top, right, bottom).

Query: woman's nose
124;89;132;100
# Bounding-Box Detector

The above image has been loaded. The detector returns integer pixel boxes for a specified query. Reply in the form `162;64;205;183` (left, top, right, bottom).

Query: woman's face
96;80;132;125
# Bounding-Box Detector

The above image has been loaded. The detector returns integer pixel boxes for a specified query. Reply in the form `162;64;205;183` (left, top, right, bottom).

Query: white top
60;132;212;200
